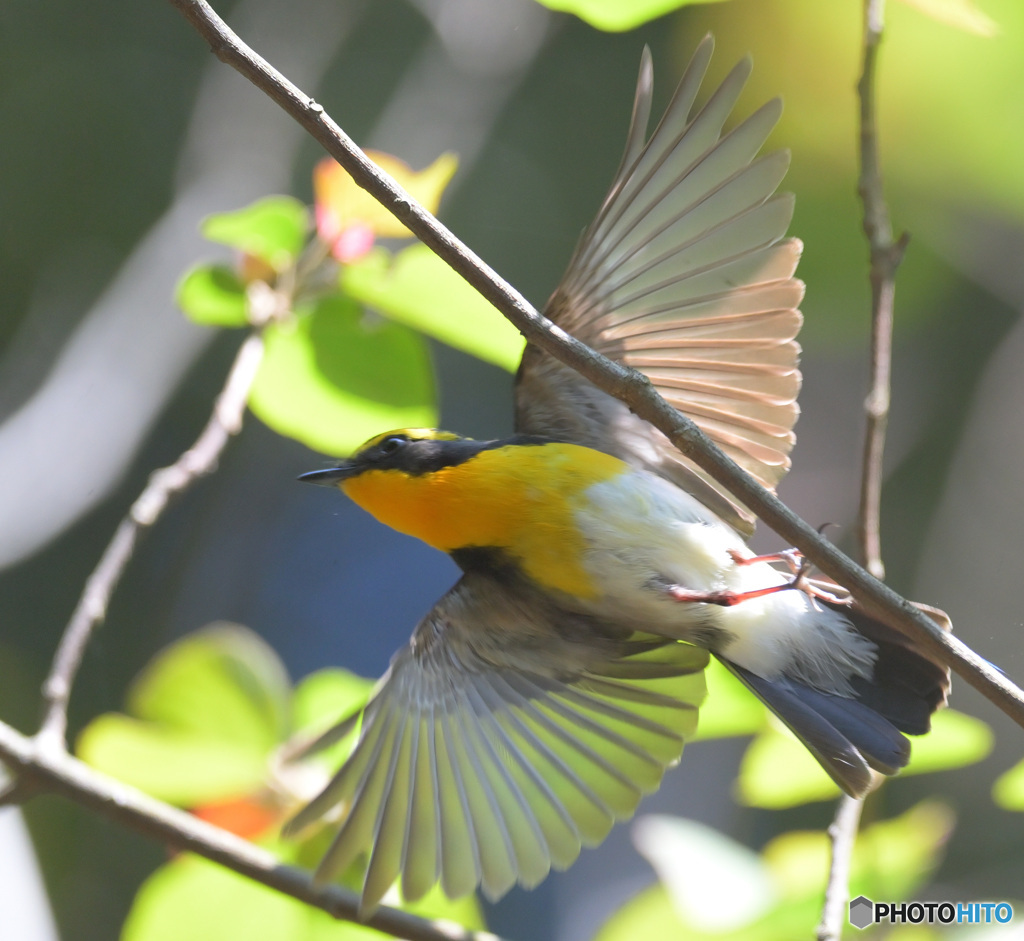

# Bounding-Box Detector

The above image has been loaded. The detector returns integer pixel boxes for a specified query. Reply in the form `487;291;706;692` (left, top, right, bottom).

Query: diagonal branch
39;331;265;747
0;718;503;941
165;0;1024;732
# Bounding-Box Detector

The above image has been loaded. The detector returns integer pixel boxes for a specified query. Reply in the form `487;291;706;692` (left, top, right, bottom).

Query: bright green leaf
737;723;839;809
739;708;990;809
248;293;437;456
128;623;290;751
76;715;271;805
904;709;993;775
177;264;249;327
289;669;374;769
293;669;374;735
342;245;525;373
201;196;309;272
898;0;999;36
851;801;955;900
694;658;766;739
531;0;728;31
594;885;687;941
994;757;1024;810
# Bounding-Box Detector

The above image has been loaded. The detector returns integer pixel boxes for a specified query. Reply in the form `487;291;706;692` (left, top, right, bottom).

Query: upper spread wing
515;36;803;536
285;572;708;913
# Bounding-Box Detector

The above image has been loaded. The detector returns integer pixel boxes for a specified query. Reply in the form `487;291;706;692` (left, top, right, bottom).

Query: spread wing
284;572;708;914
516;36;803;536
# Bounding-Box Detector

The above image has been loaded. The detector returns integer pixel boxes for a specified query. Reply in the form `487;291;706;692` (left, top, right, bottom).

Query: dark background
2;0;1023;938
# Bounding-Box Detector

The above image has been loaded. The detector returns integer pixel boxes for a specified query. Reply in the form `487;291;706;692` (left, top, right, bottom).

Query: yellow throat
340;438;627;599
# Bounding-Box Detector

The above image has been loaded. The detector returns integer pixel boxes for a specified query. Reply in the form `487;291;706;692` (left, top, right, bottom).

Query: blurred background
1;0;1023;938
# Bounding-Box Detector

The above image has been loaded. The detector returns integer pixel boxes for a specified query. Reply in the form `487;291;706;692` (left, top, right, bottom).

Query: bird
284;35;951;915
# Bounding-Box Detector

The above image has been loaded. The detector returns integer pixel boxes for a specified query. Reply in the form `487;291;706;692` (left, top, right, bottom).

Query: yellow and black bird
287;36;950;913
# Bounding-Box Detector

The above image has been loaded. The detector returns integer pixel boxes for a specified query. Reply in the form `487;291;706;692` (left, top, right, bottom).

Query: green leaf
201;196;309;272
128;623;291;750
898;0;999;36
994;758;1024;810
530;0;727;32
693;658;766;739
76;715;271;805
737;723;839;809
290;669;374;769
125;851;486;941
177;264;249;327
342;245;525;373
248;293;437;456
851;801;954;900
904;709;993;775
738;709;991;809
594;885;687;941
76;624;290;805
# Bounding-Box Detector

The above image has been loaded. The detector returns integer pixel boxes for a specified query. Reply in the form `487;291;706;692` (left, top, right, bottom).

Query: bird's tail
719;600;951;798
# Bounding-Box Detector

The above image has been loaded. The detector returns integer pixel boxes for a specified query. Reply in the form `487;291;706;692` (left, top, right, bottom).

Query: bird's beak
298;463;356;487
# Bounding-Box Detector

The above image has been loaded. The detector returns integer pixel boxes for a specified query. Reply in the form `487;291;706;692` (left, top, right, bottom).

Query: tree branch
0;719;503;941
164;0;1024;732
856;0;909;581
39;331;265;747
816;793;865;941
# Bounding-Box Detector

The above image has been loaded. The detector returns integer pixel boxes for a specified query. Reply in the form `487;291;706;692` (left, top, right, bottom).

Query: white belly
574;470;875;691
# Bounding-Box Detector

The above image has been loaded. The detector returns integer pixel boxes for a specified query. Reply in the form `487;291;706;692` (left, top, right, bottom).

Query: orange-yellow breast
341;443;627;599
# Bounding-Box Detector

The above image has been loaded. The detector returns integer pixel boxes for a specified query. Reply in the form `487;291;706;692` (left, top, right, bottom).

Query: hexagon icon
849;896;875;930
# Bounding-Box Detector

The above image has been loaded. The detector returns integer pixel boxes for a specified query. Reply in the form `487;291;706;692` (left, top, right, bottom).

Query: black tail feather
717;601;952;798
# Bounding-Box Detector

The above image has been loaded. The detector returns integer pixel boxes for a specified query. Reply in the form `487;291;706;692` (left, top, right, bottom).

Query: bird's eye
378;436;406;456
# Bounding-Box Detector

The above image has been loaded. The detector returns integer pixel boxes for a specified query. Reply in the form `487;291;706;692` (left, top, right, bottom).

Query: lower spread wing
516;36;803;536
284;572;708;914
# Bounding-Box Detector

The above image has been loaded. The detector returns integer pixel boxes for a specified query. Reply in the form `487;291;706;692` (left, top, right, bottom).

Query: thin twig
39;332;265;747
817;793;866;941
0;718;503;941
856;0;908;581
164;0;1024;732
821;4;905;934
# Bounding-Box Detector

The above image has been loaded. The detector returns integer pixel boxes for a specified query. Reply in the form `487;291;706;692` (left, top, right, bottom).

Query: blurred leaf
124;853;353;941
904;709;993;775
77;716;270;805
737;723;838;809
124;849;486;941
632;816;775;932
289;668;374;769
128;623;290;750
342;245;526;372
532;0;728;32
763;801;953;903
201;197;309;272
77;624;290;804
738;708;990;808
314;151;457;250
248;293;436;456
292;669;374;735
851;800;954;900
594;885;688;941
992;757;1024;810
898;0;999;35
694;658;766;739
177;264;248;327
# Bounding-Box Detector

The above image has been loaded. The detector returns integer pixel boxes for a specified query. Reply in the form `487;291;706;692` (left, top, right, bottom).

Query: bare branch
817;793;866;941
0;719;503;941
39;332;265;746
163;0;1024;731
856;0;909;580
